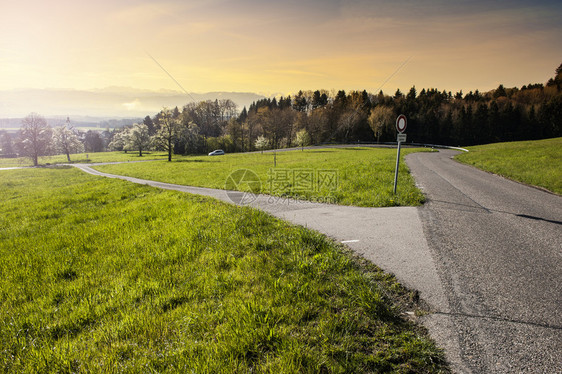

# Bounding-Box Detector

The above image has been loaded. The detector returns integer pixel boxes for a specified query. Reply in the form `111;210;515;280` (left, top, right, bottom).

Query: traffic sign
396;114;407;133
393;115;407;194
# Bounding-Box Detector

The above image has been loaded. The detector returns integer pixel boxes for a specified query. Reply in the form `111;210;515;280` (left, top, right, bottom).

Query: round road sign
396;114;407;133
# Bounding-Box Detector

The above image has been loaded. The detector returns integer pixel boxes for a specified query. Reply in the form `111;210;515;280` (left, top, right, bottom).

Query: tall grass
0;168;446;372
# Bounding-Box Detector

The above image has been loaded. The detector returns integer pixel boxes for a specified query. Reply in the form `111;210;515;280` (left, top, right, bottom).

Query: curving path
70;149;562;373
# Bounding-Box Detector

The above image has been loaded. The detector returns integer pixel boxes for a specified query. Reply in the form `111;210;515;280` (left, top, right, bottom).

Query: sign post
393;115;407;194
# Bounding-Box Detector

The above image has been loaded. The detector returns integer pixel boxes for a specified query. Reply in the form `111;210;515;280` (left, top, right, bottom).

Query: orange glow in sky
1;0;561;96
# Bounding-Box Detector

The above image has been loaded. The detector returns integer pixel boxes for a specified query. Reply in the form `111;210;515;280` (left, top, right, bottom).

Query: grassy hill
455;137;562;195
0;168;447;372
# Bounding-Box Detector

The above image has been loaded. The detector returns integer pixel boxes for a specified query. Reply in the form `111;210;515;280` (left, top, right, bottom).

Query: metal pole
393;141;401;194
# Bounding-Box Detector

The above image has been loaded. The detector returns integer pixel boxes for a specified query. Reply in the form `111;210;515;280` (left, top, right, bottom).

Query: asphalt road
406;150;562;373
72;150;562;373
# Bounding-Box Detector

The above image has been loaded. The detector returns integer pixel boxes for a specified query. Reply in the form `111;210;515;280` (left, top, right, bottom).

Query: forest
3;63;561;161
163;62;562;154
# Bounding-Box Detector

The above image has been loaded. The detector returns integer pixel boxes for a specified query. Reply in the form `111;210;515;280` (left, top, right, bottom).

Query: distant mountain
0;116;143;132
0;88;266;119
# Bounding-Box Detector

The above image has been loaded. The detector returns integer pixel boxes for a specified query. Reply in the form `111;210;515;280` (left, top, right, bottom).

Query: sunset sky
2;0;562;97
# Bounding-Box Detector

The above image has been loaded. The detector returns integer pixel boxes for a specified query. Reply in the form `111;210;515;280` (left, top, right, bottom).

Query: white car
208;149;225;156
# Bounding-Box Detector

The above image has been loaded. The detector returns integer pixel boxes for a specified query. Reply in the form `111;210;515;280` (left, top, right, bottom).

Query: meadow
0;151;168;168
455;137;562;195
0;168;447;372
93;147;428;207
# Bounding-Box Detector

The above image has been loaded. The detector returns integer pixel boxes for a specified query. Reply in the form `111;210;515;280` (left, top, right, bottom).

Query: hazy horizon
0;88;267;118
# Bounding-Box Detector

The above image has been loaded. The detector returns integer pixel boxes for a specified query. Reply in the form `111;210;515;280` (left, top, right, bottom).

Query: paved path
72;163;447;318
73;151;562;373
406;150;562;373
73;164;441;305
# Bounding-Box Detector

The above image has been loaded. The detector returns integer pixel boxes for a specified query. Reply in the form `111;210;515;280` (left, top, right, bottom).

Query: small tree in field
255;135;269;154
126;123;151;157
53;120;84;162
368;106;394;143
154;108;181;161
295;129;311;151
17;113;52;166
107;130;128;151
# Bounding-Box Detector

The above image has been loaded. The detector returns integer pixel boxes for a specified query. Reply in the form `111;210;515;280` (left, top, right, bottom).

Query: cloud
265;70;327;78
1;0;560;95
122;99;142;111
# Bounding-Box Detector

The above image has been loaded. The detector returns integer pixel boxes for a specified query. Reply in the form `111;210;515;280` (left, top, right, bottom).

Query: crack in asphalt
433;312;562;331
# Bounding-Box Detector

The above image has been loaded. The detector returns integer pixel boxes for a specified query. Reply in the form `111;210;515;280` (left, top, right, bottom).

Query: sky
1;0;562;99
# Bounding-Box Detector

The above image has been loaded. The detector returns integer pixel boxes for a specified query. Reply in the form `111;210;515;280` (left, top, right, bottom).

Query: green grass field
455;137;562;195
0;168;447;372
0;151;168;168
93;147;427;207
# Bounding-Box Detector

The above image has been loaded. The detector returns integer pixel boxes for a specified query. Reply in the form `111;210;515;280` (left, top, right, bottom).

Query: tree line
0;116;111;166
229;63;561;149
174;63;561;153
3;64;560;164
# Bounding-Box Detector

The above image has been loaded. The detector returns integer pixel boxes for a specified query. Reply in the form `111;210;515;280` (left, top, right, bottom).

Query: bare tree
17;113;52;166
307;108;330;144
258;107;294;149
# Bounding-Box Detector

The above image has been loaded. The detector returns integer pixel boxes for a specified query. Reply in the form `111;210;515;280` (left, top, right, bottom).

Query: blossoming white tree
53;119;84;162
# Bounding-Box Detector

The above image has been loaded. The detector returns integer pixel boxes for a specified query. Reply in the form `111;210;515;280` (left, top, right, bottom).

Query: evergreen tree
238;107;248;124
293;91;308;112
312;90;323;109
493;84;507;99
143;115;156;135
407;86;417;101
